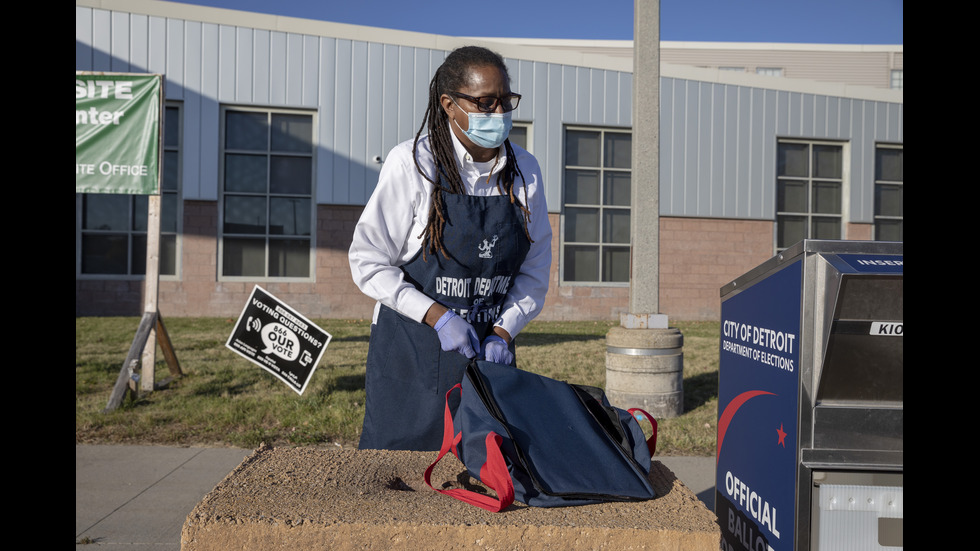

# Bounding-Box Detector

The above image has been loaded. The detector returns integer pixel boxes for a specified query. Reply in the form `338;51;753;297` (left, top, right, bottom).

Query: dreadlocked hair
412;46;533;260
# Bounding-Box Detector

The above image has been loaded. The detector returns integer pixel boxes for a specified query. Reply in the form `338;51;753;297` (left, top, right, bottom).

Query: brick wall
76;202;376;319
847;223;872;241
659;217;774;320
75;279;144;316
78;203;842;322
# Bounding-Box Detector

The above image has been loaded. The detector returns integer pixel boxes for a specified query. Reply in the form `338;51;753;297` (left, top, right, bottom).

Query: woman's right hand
431;309;479;359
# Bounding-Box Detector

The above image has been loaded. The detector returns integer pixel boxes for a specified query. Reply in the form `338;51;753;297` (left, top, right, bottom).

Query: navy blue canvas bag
424;360;658;511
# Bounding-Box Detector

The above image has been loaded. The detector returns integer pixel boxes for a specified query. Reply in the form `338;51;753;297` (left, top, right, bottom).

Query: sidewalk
75;445;715;550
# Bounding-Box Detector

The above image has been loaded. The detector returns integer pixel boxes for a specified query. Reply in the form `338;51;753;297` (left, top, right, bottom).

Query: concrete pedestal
605;326;684;418
182;445;718;550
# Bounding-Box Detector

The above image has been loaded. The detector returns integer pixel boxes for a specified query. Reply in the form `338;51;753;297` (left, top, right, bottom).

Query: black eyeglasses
452;91;522;113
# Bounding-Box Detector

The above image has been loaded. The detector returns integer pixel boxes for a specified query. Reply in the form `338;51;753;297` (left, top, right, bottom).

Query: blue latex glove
433;310;479;359
482;334;514;366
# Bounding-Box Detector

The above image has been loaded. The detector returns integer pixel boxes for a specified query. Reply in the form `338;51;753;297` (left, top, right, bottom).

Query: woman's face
441;64;511;160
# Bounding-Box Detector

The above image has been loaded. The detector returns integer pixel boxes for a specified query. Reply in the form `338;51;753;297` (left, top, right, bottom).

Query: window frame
160;101;183;279
890;69;903;90
560;125;632;286
774;138;849;253
76;102;183;279
873;143;903;242
755;67;784;77
217;105;317;282
508;121;532;153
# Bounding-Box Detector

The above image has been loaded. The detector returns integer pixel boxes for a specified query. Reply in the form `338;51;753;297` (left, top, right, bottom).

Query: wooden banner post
101;84;183;412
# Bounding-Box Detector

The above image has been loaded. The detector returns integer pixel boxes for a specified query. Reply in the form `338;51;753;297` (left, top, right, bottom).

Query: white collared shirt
348;129;551;339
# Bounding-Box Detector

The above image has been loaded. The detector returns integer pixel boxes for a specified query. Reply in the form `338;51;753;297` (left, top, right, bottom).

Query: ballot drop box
716;240;903;551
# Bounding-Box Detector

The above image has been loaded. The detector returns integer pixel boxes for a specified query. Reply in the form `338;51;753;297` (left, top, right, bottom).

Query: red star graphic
776;423;787;447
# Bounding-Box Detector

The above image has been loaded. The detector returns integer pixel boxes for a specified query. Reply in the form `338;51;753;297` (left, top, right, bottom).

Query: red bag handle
628;408;658;458
424;384;515;512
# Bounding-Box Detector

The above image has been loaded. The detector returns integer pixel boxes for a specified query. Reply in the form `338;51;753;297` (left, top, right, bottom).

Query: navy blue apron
359;189;531;451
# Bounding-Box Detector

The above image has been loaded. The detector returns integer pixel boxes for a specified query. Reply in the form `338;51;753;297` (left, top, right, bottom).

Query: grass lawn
76;317;719;456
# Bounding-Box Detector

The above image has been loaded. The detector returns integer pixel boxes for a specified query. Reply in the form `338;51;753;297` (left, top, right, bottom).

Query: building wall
660;43;903;90
78;205;809;322
660;76;903;223
77;2;903;224
75;1;902;323
75;1;633;212
659;217;774;320
77;203;377;319
485;39;903;91
76;279;144;317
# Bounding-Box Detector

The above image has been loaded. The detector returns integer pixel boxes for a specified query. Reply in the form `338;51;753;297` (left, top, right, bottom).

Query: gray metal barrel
605;326;684;418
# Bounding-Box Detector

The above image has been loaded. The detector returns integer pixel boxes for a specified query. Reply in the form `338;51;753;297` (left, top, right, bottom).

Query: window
220;108;314;278
78;104;181;276
159;105;181;275
890;69;903;90
508;122;530;151
874;144;903;241
776;140;845;251
562;128;631;283
756;67;784;77
718;66;746;72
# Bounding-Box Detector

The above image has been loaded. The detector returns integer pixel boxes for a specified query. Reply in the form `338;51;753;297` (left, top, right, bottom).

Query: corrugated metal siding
76;5;634;209
77;5;902;225
660;77;903;223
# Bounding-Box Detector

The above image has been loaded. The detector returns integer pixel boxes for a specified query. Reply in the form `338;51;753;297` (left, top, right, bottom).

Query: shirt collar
448;125;507;173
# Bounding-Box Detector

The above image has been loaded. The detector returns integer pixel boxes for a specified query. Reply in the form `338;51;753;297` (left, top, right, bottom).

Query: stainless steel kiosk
716;240;902;551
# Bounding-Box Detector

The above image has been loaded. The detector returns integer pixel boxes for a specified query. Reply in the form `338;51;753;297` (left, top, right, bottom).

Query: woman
348;46;551;451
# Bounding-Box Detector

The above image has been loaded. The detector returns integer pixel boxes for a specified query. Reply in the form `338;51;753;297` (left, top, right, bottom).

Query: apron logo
478;235;500;259
464;297;503;324
466;297;486;323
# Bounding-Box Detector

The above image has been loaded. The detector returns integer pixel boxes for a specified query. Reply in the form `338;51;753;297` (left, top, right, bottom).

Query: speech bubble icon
261;322;301;361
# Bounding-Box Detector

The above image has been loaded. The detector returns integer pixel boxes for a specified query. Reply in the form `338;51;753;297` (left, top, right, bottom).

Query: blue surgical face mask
451;97;513;149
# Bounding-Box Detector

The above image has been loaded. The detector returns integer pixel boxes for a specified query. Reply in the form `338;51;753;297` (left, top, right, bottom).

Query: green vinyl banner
76;73;162;195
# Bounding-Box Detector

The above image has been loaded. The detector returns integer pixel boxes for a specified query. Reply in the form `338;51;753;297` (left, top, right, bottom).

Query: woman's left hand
482;334;514;365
